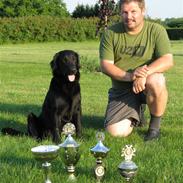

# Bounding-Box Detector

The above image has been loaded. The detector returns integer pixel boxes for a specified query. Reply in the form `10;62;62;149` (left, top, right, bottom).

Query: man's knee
146;73;166;93
106;119;133;137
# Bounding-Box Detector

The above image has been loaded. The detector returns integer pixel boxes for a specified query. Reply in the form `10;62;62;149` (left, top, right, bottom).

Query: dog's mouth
68;74;76;82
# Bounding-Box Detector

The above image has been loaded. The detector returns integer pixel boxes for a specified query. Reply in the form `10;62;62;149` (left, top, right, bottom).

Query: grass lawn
0;41;182;183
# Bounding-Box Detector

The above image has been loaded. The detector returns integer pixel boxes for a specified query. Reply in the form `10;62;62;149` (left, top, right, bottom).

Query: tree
72;4;100;18
165;17;183;28
0;0;69;17
96;0;116;35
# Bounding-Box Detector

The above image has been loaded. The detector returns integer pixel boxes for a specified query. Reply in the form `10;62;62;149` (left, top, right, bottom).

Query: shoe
144;129;160;141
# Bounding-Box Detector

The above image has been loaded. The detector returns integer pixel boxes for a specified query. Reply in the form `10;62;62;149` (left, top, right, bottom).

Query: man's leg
139;104;147;127
106;119;133;137
144;73;168;141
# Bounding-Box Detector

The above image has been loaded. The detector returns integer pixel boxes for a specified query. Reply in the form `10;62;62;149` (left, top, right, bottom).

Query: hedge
0;16;182;44
0;16;99;44
166;28;183;40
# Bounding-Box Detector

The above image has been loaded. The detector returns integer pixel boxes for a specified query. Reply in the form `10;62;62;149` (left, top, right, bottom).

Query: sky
63;0;183;20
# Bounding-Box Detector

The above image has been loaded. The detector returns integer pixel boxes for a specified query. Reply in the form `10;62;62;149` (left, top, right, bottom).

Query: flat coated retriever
2;50;82;143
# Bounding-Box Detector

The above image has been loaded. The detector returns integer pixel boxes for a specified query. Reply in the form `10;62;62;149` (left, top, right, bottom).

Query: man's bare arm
147;54;173;75
132;53;174;94
100;60;135;82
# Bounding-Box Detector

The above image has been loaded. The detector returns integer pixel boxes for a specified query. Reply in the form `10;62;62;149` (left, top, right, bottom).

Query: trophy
59;123;80;181
62;122;76;137
118;145;138;182
31;145;60;183
90;132;110;182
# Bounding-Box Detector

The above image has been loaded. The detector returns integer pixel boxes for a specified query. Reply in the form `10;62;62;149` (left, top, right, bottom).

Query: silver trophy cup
31;145;60;183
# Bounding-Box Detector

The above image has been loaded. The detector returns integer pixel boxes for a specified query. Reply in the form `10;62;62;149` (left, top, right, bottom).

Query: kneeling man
99;0;174;141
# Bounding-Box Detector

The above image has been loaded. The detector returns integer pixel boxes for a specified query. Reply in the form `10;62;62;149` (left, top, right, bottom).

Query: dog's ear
75;52;81;69
50;52;59;74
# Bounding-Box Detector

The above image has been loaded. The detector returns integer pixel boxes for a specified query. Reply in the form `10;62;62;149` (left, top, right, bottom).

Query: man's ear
142;7;146;16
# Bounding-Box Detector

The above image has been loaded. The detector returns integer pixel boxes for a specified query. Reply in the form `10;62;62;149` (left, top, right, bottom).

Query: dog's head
50;50;80;82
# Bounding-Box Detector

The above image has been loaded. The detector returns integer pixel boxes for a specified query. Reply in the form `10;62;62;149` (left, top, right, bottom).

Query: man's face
121;1;145;32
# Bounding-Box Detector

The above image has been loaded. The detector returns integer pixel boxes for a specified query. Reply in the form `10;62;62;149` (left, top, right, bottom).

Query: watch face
95;165;105;177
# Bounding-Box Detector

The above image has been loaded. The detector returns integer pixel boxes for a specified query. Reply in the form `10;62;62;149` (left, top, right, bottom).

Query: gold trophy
90;132;110;182
118;145;138;182
59;123;80;181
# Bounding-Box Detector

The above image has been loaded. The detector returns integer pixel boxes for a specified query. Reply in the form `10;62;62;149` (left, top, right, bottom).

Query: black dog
2;50;82;143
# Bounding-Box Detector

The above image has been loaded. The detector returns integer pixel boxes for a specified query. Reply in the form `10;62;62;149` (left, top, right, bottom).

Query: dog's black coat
2;50;82;143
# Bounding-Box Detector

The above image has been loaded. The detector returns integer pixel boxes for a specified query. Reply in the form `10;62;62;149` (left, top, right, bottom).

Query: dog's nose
71;68;77;74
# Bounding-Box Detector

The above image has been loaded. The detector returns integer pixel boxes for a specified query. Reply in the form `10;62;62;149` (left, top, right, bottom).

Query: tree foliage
72;4;100;18
72;1;119;19
164;17;183;28
0;0;69;17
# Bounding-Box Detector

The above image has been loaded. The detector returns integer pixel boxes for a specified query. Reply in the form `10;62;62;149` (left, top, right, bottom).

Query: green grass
0;41;183;183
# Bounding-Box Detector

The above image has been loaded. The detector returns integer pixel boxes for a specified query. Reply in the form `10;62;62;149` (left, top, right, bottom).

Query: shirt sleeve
99;30;114;61
154;25;172;57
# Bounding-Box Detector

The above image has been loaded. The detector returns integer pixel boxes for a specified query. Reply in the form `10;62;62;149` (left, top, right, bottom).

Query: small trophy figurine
90;132;110;182
62;122;76;137
118;145;138;182
59;123;80;181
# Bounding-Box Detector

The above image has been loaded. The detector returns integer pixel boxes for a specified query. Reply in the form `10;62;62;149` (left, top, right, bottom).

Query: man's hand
133;77;146;94
133;65;149;79
132;65;149;93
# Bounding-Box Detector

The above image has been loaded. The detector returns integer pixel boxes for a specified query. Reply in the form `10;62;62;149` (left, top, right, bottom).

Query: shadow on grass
0;102;40;115
0;118;27;132
0;60;46;65
135;127;147;138
0;102;105;131
0;153;35;166
81;115;104;130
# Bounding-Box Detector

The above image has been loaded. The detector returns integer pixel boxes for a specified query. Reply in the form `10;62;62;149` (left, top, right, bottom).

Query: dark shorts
104;88;146;127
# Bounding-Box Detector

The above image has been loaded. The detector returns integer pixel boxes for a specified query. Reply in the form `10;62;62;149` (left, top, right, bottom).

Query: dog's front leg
69;94;82;137
72;104;82;137
52;128;60;144
51;113;61;144
76;108;82;137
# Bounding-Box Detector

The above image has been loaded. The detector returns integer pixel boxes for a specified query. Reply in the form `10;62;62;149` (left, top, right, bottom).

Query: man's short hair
119;0;145;10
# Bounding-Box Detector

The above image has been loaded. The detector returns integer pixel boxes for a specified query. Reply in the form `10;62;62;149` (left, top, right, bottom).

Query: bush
0;16;99;44
1;16;182;43
80;56;100;73
166;28;183;40
165;18;183;28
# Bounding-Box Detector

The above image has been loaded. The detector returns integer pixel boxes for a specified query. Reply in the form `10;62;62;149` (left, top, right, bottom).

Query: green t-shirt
99;20;171;89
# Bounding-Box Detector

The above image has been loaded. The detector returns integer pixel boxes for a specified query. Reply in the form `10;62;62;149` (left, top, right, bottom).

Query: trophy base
94;163;105;182
45;180;52;183
68;173;76;182
67;165;77;182
42;162;52;183
119;170;137;182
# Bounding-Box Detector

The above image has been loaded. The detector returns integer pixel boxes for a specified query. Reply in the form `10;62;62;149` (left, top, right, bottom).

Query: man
99;0;173;141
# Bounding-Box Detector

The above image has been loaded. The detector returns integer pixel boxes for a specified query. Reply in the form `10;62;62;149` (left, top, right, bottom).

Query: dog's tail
27;112;41;139
1;112;37;137
1;127;27;136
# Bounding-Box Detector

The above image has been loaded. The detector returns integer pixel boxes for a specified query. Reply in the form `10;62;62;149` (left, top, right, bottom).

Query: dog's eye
63;57;69;64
